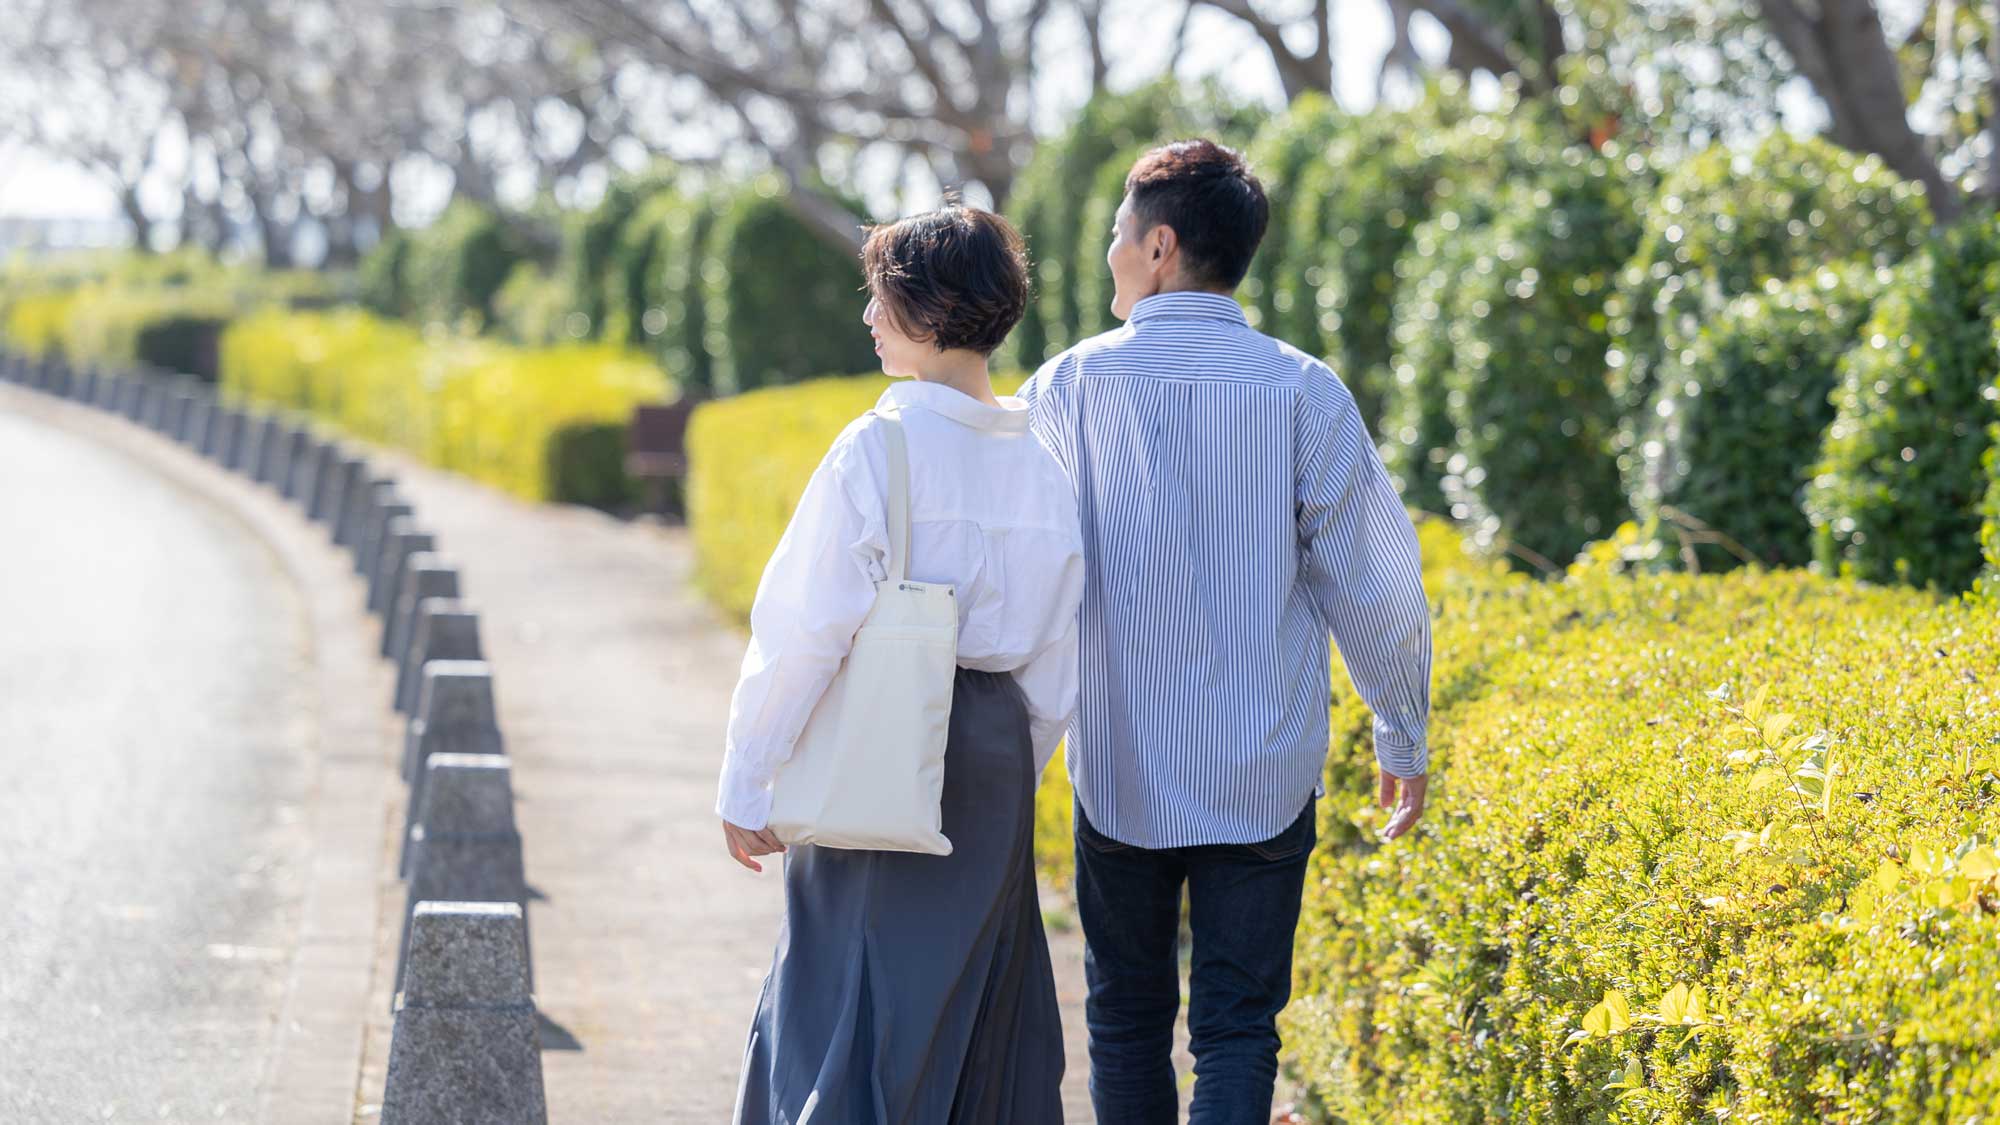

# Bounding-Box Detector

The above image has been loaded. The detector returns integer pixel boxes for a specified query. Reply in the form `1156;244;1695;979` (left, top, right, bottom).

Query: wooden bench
626;399;698;518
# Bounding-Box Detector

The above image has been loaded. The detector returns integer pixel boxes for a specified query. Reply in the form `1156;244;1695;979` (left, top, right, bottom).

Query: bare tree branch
1188;0;1333;100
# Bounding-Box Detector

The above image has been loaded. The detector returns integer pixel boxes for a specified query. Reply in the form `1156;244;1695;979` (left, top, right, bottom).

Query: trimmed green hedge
359;229;412;318
646;198;719;396
493;261;578;347
1376;107;1608;544
1987;314;2000;583
1285;559;2000;1122
1608;135;1929;486
221;307;669;506
1241;92;1342;336
545;421;638;512
401;199;527;330
700;182;878;395
1437;148;1643;566
1284;90;1473;430
1638;267;1883;570
615;194;672;347
564;174;671;342
1807;215;2000;591
1071;142;1156;342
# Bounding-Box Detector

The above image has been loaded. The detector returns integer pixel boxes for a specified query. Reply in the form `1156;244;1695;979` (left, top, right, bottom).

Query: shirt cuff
716;760;777;830
1373;727;1429;779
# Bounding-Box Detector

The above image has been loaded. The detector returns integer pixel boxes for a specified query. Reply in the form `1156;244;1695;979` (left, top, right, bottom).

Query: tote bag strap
877;407;912;583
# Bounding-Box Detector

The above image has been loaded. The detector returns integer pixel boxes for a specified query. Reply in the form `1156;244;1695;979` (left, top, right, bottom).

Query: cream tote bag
766;408;958;855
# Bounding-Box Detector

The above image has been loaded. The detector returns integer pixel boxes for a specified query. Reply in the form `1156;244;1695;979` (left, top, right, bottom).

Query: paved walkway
360;448;1106;1120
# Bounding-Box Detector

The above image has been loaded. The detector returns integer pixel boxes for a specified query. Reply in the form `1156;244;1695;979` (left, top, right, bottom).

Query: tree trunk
118;185;156;254
1755;0;1964;222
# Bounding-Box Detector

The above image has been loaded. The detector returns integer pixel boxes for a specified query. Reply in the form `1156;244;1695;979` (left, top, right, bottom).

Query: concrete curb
382;903;546;1124
395;754;531;1000
395;602;483;716
385;555;460;664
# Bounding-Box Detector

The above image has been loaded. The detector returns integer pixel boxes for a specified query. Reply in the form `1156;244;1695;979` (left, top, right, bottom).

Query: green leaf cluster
399;199;529;331
1281;84;1476;431
698;180;879;395
1807;213;2000;591
1607;134;1929;486
1637;265;1886;571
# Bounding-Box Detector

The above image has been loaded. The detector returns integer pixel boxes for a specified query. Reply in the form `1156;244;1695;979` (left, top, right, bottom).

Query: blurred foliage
1607;134;1929;485
563;171;674;342
1808;214;2000;591
1378;107;1576;522
642;197;719;396
1287;84;1477;431
699;180;878;395
1438;147;1646;568
1638;266;1885;571
1;254;344;380
545;420;638;512
493;260;581;347
359;228;413;318
1237;91;1342;336
1987;314;2000;584
401;199;528;331
1284;560;2000;1122
601;188;679;350
220;307;669;504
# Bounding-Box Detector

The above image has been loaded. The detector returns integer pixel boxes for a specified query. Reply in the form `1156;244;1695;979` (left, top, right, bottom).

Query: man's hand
723;819;787;873
1377;770;1428;841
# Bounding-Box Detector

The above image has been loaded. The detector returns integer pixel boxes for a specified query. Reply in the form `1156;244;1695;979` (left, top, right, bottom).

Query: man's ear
1150;223;1176;264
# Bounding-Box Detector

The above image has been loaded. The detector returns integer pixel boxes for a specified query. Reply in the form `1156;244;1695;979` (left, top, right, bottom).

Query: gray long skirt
734;667;1064;1125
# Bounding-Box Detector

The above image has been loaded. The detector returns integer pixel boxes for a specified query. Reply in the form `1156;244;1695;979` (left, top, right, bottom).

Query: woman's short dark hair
1125;139;1269;290
861;206;1030;356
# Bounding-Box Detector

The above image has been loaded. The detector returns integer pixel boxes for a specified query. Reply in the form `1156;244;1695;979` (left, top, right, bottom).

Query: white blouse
716;380;1086;830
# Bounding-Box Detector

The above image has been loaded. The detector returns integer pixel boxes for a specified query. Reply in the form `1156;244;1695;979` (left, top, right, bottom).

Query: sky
0;1;1423;225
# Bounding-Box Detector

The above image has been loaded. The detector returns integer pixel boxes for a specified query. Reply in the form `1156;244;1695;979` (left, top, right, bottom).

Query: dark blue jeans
1074;797;1316;1125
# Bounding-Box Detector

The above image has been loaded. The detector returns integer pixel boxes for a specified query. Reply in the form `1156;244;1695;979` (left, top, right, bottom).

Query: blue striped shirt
1019;291;1432;849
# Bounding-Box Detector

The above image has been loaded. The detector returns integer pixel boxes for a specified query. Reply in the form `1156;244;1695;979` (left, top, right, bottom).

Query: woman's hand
723;819;788;873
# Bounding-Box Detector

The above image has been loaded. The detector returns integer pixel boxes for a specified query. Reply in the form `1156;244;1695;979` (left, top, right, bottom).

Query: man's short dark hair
861;205;1030;356
1125;139;1269;290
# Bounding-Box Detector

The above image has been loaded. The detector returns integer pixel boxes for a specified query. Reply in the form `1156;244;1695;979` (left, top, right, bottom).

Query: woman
716;205;1084;1123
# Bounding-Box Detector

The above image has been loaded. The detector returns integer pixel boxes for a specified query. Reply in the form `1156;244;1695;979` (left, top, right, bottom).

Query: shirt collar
877;380;1030;433
1128;291;1250;327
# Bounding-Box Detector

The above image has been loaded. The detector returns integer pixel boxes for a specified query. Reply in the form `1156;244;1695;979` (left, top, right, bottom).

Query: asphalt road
0;407;315;1123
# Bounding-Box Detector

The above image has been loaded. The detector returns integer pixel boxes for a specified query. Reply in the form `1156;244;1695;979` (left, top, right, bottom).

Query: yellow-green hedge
684;371;1025;620
1286;557;1999;1121
2;253;345;377
220;307;669;503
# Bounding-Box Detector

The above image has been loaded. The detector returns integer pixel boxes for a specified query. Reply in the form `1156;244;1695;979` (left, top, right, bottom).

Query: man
1018;139;1433;1124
